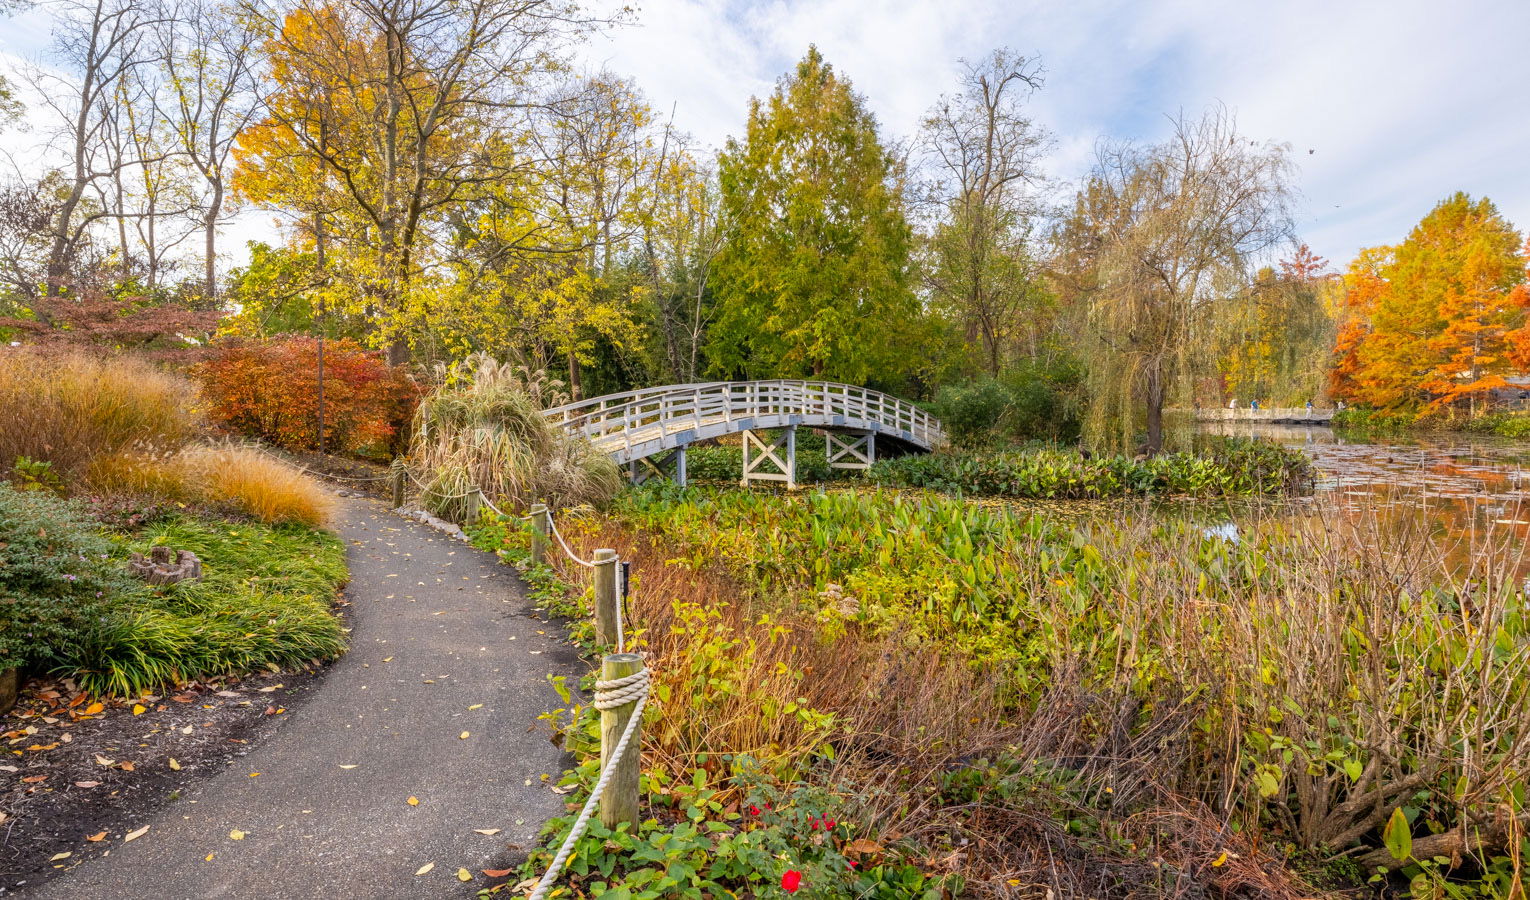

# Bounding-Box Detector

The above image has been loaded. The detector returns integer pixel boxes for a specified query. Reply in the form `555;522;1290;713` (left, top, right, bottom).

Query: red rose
782;870;802;893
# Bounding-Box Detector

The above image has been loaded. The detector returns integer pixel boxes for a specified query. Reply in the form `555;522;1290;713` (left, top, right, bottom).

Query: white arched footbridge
543;380;946;488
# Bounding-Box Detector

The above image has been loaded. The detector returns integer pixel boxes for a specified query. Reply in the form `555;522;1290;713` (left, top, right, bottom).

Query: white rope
527;667;651;900
546;512;597;568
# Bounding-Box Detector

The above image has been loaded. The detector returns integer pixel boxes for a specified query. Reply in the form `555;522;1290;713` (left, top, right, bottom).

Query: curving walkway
35;496;580;900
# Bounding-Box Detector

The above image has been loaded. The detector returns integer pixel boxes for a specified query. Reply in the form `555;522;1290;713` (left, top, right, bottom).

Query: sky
579;0;1530;269
2;0;1527;272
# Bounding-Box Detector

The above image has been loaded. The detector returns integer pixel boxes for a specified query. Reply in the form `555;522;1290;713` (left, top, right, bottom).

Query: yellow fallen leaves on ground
414;862;434;876
229;830;245;841
407;796;419;806
132;704;146;715
169;759;181;771
124;825;149;842
456;868;472;882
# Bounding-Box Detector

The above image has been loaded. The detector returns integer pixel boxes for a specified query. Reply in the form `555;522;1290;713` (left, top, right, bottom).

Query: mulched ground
0;665;335;895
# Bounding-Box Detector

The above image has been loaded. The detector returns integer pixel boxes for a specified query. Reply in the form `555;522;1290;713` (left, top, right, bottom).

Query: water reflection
1197;421;1530;576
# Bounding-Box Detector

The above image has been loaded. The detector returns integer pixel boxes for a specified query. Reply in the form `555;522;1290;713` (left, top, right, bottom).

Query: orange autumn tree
1328;245;1393;402
1330;193;1529;416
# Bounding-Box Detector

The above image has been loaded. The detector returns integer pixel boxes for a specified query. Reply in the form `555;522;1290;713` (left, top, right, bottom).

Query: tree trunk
1144;362;1166;455
204;181;222;298
567;354;583;401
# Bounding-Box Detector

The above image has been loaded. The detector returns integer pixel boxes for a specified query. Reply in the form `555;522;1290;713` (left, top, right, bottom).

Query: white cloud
587;0;1530;268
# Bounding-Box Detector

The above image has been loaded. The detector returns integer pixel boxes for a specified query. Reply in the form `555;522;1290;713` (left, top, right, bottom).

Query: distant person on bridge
1306;399;1314;414
1250;399;1260;411
1228;398;1238;409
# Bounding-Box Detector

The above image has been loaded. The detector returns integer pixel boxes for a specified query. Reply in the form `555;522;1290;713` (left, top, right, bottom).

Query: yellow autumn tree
233;0;588;363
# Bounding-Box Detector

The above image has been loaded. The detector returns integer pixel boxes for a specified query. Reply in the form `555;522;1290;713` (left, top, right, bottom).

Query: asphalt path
35;496;581;899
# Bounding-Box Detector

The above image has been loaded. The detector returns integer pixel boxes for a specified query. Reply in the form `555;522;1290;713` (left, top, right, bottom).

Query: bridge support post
826;431;875;471
628;447;688;487
740;426;796;490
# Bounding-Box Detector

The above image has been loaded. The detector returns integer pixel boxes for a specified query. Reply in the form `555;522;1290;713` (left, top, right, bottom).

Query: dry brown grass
0;349;199;479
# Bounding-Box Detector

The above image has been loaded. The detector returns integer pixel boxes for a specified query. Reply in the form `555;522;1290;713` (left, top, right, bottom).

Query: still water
1200;422;1530;572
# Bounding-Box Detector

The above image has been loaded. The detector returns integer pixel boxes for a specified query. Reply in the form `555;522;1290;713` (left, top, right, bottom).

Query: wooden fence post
593;549;619;645
599;652;643;829
390;464;406;509
465;487;482;525
529;503;549;565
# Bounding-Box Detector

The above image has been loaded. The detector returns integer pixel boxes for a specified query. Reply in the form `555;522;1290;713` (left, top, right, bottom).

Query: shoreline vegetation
1333;406;1530;439
472;485;1530;899
682;434;1315;499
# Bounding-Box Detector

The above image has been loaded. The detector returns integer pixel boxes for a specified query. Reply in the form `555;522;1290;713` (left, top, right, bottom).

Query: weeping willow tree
410;354;620;521
1058;108;1295;454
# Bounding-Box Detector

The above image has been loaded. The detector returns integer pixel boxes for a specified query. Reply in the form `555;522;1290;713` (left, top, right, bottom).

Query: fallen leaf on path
456;868;472;882
73;781;101;788
205;853;215;861
482;868;512;878
257;685;282;692
338;765;357;769
215;691;239;698
407;796;419;806
50;852;71;861
248;772;259;777
124;825;149;842
467;704;483;710
473;829;500;836
168;759;181;771
414;862;434;876
229;830;245;840
83;702;104;715
86;832;106;842
118;761;135;772
94;755;114;766
459;731;469;740
131;704;145;715
22;775;47;783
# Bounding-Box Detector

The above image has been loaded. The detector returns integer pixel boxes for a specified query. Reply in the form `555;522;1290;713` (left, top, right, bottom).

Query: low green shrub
0;484;131;673
929;362;1083;448
870;437;1312;499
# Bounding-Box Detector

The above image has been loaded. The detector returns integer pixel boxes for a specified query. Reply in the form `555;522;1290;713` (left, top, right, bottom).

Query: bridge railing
544;380;945;454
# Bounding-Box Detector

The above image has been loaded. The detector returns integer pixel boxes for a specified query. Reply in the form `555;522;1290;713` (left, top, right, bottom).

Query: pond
1199;421;1530;576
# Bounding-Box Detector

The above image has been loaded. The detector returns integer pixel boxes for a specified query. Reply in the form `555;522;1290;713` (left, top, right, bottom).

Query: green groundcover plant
0;482;348;695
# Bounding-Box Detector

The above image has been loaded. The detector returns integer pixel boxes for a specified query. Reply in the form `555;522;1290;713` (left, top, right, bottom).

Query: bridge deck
1193;407;1336;424
544;380;945;466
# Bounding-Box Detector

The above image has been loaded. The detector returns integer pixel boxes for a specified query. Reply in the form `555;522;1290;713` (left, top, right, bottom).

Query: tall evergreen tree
709;47;918;383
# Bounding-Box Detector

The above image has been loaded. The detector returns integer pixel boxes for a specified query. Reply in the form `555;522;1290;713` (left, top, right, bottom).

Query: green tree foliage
918;49;1054;376
1215;245;1336;405
1059;107;1294;453
709;47;920;383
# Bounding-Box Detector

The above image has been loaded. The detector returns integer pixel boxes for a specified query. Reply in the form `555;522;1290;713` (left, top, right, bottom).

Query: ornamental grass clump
410;355;619;521
0;349;199;480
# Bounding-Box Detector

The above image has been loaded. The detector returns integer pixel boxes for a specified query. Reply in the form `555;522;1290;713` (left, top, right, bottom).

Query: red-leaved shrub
197;337;417;455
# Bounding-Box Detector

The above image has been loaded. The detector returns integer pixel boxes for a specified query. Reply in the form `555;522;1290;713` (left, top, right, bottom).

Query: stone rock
128;546;203;585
